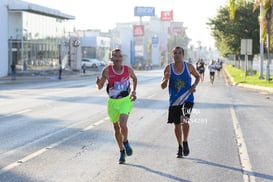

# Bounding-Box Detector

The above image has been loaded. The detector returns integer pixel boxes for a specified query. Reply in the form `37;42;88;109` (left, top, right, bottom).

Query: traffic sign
241;39;252;55
152;37;158;45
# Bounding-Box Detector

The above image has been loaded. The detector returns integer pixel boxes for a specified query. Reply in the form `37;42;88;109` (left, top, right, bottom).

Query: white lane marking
0;117;108;175
8;109;31;116
0;109;31;119
230;107;256;182
82;119;105;131
15;109;31;115
0;148;49;174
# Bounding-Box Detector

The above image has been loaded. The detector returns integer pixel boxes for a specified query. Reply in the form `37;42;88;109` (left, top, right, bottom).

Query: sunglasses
112;54;123;58
173;52;182;55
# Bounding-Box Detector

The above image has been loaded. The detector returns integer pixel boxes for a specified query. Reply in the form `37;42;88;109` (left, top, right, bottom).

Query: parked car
98;60;106;67
81;58;101;68
105;60;113;65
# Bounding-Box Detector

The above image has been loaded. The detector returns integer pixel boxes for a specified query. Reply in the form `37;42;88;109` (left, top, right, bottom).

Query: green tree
228;0;272;80
207;2;259;57
226;0;273;49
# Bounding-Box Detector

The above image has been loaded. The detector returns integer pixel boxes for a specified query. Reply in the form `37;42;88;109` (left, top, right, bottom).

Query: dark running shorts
167;102;194;124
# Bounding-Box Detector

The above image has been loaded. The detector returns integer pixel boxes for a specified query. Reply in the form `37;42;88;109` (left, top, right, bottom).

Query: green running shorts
107;96;133;123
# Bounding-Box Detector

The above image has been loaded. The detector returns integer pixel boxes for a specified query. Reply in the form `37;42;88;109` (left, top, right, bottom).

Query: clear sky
24;0;228;48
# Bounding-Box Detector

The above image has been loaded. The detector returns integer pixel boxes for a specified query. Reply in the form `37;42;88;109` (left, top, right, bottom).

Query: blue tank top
168;62;194;105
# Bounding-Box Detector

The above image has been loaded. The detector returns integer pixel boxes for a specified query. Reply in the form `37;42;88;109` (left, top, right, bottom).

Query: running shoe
123;140;133;156
183;141;190;156
119;150;126;164
176;145;183;158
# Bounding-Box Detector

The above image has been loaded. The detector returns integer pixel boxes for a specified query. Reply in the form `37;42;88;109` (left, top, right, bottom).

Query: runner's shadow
187;157;273;181
195;102;262;109
125;163;190;182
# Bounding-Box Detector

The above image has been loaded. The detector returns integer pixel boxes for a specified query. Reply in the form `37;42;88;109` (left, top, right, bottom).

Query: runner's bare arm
129;67;137;93
128;67;137;101
188;63;200;91
161;65;170;89
96;67;108;89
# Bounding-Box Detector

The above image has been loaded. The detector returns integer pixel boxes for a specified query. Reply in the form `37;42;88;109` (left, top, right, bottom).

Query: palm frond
229;0;237;20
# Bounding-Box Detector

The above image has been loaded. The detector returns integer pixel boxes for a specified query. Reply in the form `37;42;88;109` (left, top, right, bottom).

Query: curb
223;68;273;94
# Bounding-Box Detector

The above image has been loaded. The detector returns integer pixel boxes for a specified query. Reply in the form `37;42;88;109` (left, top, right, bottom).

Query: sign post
241;39;252;74
133;6;155;67
151;35;159;65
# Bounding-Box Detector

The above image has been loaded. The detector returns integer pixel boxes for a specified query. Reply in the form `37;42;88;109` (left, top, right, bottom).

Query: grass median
224;64;273;88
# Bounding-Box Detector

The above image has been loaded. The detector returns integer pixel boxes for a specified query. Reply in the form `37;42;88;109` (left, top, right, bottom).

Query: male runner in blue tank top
161;46;200;158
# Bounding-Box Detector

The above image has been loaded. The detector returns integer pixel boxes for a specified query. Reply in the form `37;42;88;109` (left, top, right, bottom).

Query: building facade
112;17;189;68
0;0;75;77
0;1;193;77
78;30;111;63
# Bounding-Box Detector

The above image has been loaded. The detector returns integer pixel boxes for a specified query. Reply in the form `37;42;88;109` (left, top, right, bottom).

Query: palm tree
228;0;271;41
229;0;237;20
228;0;272;80
254;0;272;43
253;0;272;80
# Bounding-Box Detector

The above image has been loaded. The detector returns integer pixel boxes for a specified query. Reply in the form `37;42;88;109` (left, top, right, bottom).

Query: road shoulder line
230;106;256;182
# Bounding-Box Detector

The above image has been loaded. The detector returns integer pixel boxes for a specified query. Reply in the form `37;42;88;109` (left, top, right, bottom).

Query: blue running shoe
119;150;126;164
123;141;133;156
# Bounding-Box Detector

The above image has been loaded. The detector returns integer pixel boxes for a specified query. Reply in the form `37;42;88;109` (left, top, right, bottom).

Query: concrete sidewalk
0;70;100;84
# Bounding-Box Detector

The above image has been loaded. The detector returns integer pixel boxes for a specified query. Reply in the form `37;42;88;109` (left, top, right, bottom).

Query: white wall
0;0;9;77
119;27;133;66
8;12;22;39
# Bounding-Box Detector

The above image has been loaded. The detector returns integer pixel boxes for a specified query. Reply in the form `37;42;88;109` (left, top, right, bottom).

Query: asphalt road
0;69;273;182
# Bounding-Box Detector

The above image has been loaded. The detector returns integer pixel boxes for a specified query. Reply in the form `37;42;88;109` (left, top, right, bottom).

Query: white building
77;30;111;63
113;17;187;68
0;0;75;77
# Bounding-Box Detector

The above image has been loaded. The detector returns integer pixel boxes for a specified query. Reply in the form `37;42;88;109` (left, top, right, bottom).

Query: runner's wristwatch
131;91;136;96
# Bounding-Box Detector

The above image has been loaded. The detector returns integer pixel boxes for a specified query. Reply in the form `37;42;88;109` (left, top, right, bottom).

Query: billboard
134;6;155;16
160;10;173;21
133;25;144;37
168;27;183;35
